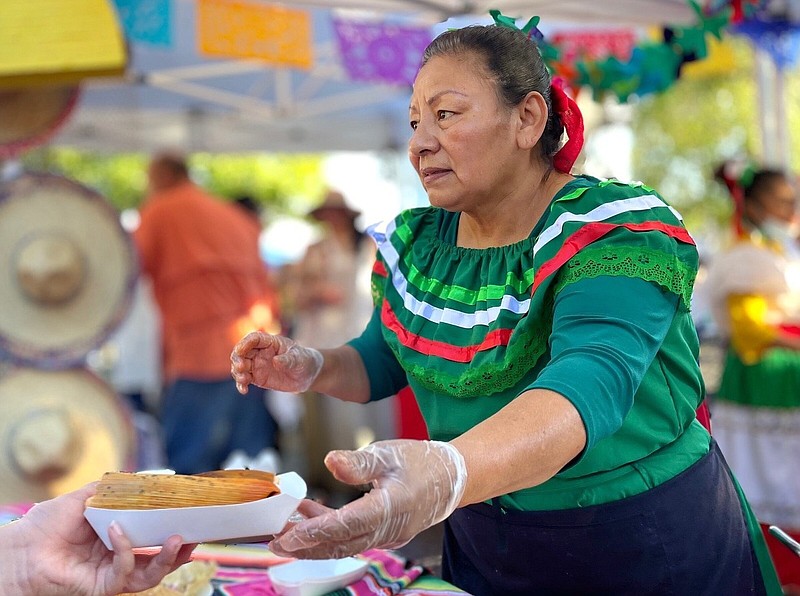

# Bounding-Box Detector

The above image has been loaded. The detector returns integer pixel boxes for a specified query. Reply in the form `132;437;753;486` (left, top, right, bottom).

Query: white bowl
84;471;306;549
267;557;369;596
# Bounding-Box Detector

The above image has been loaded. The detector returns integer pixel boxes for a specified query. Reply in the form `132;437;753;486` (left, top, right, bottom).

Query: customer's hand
231;331;323;394
9;483;196;596
269;440;468;559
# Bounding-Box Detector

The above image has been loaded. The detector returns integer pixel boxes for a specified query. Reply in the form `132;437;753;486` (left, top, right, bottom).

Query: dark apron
442;441;768;595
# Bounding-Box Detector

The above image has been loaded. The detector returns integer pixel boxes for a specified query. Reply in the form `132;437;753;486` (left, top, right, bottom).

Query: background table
1;503;468;595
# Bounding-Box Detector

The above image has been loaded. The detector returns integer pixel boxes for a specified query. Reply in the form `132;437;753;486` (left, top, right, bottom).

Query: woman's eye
438;110;454;121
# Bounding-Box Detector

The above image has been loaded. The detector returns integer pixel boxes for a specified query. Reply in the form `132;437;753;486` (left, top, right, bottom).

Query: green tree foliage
21;148;326;215
631;38;768;239
631;39;800;243
22;149;149;211
191;153;326;215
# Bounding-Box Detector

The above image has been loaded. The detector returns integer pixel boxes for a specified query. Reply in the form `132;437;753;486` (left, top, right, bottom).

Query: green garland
491;1;734;102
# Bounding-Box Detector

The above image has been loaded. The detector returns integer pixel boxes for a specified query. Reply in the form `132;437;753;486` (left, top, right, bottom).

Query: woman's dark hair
714;163;786;206
234;194;260;216
743;169;786;203
421;25;563;161
152;152;189;180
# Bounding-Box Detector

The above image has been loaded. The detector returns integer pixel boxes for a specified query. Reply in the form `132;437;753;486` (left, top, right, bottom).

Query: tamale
87;470;280;510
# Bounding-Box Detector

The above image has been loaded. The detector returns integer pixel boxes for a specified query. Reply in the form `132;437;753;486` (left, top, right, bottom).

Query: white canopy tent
295;0;696;26
56;1;413;153
52;0;700;154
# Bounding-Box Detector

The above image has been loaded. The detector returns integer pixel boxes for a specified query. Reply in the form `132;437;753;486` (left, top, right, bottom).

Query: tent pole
774;65;791;174
754;46;777;168
754;45;790;172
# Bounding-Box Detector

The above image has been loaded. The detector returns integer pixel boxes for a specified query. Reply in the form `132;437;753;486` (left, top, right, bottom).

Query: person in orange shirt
134;151;281;473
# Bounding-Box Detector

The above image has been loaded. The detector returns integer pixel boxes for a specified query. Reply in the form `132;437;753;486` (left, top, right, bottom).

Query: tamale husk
87;470;280;510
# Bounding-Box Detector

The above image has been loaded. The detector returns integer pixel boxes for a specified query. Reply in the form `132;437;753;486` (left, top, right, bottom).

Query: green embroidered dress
351;176;711;510
348;175;780;592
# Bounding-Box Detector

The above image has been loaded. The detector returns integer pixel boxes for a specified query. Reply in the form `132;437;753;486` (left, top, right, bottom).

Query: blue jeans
161;378;278;474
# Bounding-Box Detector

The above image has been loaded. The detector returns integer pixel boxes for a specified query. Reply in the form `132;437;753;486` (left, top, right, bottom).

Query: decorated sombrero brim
0;366;136;504
0;86;80;159
0;172;137;367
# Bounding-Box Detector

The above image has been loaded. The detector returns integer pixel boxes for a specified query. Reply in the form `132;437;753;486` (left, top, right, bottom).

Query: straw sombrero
0;367;136;504
0;86;80;159
309;190;361;220
0;172;137;367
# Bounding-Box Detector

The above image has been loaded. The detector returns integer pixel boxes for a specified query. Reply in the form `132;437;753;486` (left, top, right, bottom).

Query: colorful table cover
1;504;468;595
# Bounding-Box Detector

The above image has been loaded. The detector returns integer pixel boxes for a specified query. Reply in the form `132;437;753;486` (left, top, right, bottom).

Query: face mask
761;216;799;246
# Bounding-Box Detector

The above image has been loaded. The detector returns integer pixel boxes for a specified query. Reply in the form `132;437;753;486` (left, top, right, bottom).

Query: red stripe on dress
532;221;695;295
373;259;389;278
381;300;513;362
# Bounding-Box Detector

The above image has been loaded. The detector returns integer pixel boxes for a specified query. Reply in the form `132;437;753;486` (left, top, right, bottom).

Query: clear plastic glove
231;332;323;395
269;439;467;559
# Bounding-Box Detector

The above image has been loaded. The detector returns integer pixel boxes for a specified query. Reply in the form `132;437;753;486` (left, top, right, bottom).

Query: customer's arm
0;484;194;596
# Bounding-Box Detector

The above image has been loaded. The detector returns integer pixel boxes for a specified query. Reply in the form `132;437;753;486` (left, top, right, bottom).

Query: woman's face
408;53;523;211
750;178;797;225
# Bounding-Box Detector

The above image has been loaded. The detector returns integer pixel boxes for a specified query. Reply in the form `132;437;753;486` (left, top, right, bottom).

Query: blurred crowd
94;151;398;504
693;162;800;587
98;154;800;558
2;149;800;588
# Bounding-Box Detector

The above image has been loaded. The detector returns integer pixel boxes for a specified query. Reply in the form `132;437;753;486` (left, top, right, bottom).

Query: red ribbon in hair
550;77;584;174
717;166;746;237
731;0;744;23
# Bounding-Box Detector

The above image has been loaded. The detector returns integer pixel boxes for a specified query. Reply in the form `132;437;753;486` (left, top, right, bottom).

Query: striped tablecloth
1;504;467;595
191;543;467;595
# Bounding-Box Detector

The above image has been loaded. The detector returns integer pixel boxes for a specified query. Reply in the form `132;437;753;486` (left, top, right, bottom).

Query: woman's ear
743;198;765;225
516;91;548;150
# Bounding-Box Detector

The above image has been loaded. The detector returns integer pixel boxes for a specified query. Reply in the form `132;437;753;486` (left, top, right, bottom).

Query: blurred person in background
134;151;281;474
103;277;167;471
287;190;374;347
232;194;283;320
284;190;395;498
707;163;800;590
106;279;162;414
233;194;261;223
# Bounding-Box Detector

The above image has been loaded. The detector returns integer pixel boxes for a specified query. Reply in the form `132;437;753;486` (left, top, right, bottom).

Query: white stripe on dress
374;218;532;329
532;194;681;255
369;195;680;329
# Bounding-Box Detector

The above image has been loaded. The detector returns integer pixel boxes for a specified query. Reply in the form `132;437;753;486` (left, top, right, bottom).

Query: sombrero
309;190;361;220
0;367;136;504
0;86;80;159
0;172;137;367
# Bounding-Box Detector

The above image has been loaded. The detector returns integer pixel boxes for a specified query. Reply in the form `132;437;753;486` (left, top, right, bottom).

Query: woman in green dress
707;164;800;588
231;23;780;595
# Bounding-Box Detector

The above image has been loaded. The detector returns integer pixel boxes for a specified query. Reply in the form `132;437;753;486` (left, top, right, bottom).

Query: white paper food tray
84;471;306;549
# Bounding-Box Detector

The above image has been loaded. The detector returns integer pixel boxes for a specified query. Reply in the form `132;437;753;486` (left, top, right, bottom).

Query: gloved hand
269;439;468;559
230;331;323;395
